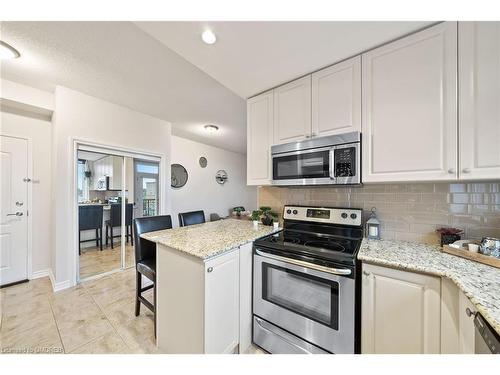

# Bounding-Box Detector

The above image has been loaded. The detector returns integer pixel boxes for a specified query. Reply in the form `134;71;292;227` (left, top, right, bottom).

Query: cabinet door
204;249;240;354
361;263;441;354
247;91;274;185
273;75;312;144
362;22;458;182
459;22;500;180
458;291;476;354
312;56;361;137
238;242;253;353
109;156;123;190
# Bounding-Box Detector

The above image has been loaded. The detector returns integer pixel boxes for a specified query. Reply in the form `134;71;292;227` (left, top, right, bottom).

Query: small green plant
259;206;278;226
251;210;262;221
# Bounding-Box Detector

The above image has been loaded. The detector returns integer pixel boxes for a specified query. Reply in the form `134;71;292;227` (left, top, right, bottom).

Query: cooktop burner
255;228;362;266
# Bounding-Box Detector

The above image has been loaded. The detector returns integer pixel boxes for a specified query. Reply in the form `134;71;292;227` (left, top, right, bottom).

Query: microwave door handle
329;149;336;181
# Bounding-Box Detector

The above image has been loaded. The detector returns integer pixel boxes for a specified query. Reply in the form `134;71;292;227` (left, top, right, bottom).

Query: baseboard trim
48;269;71;292
30;269;50;280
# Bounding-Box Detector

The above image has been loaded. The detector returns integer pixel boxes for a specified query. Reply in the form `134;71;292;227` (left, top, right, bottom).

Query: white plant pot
253;220;259;228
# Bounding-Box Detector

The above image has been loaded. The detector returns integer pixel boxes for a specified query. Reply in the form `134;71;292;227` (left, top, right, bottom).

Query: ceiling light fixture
201;30;217;45
0;41;21;60
204;124;219;133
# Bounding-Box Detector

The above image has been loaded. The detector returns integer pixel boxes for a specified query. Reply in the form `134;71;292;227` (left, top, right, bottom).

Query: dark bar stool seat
178;210;205;227
78;205;104;255
105;203;134;249
133;215;173;337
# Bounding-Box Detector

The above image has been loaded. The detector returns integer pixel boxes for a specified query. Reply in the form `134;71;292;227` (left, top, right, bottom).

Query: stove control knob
350;213;357;219
341;213;348;219
286;209;292;214
292;210;298;215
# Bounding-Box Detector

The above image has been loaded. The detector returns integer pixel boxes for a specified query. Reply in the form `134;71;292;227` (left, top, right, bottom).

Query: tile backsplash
258;182;500;245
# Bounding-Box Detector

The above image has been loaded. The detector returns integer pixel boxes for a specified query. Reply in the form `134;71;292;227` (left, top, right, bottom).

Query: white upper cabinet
247;91;274;185
273;75;312;144
362;22;458;182
312;56;361;137
459;22;500;180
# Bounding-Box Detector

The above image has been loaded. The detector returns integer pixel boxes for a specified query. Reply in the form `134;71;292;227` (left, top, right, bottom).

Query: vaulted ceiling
1;21;434;153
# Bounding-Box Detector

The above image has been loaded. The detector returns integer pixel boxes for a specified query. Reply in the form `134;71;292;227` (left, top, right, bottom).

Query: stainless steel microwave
271;132;361;186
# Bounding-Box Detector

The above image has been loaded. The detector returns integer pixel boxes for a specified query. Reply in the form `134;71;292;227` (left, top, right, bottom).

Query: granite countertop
358;239;500;335
141;218;280;260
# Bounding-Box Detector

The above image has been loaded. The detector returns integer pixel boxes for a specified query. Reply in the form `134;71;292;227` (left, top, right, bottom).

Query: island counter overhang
140;219;280;354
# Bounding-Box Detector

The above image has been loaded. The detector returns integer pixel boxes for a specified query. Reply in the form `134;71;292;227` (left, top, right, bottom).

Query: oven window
262;263;339;330
273;150;330;180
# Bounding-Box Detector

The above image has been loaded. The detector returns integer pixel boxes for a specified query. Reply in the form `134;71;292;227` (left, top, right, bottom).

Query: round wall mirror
171;164;188;188
215;170;228;184
199;157;208;168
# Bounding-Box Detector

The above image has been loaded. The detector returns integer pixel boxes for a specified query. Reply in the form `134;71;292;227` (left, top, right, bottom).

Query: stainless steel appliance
271;132;361;186
474;312;500;354
96;176;109;191
253;205;363;354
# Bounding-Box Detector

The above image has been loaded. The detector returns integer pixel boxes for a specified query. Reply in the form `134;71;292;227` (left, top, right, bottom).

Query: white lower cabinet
361;263;441;354
156;244;240;354
205;248;240;354
458;290;476;354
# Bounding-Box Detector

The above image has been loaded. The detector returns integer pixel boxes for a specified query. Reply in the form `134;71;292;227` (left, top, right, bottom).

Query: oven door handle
255;249;352;276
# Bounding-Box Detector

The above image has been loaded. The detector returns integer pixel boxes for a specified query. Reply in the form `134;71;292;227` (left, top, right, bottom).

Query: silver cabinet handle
255;249;351;276
305;134;311;138
448;168;455;174
15;201;23;206
363;270;370;276
462;168;471;173
466;307;476;318
23;178;31;182
7;212;23;217
207;267;213;273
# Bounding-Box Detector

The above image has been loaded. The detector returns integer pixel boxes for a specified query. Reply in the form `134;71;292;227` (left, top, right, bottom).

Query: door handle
255;249;351;276
7;212;23;217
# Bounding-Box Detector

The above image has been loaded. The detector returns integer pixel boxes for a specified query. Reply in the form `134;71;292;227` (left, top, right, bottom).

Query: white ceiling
135;21;435;98
1;21;435;154
0;22;247;153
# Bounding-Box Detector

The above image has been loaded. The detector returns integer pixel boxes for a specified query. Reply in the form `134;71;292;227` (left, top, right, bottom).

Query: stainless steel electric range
252;205;363;354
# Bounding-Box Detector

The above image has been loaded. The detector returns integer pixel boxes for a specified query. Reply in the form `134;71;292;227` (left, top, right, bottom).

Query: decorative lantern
366;207;381;240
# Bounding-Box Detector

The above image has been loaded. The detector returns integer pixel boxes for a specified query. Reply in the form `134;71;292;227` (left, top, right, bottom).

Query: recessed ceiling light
0;41;20;60
201;30;217;45
204;124;219;133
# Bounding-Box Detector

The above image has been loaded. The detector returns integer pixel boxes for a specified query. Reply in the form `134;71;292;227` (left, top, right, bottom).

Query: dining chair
133;215;172;337
78;205;103;254
105;203;134;249
178;210;205;227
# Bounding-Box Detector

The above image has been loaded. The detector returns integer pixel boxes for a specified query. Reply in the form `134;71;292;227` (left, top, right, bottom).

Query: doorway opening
75;144;162;283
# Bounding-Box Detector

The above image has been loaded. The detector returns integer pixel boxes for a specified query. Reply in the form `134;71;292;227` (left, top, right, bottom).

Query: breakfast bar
141;219;279;353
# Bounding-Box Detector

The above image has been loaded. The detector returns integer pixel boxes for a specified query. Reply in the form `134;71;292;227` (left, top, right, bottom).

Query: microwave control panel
334;147;356;177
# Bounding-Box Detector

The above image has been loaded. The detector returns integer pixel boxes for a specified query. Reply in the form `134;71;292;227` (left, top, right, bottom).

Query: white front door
0;135;29;286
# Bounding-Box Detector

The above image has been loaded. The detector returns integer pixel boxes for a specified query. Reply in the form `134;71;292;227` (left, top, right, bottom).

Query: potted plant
260;206;278;226
251;210;261;228
436;227;464;247
233;206;244;217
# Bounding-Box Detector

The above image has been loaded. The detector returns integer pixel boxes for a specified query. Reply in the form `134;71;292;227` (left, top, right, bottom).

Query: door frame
71;137;167;286
0;133;34;281
134;159;160;218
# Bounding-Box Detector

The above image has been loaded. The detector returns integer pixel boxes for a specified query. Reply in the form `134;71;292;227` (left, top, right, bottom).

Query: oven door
253;248;355;354
271;147;334;185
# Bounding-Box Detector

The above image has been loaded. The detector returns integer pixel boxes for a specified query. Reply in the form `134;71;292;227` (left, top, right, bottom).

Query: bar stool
105;203;134;249
178;210;205;227
78;205;103;254
133;215;173;337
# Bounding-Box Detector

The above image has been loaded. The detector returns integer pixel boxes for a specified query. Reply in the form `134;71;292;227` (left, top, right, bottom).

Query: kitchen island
141;218;279;354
